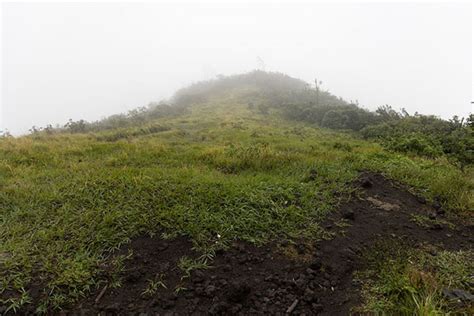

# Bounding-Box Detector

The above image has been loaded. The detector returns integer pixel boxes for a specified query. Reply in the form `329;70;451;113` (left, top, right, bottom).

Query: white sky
1;1;473;135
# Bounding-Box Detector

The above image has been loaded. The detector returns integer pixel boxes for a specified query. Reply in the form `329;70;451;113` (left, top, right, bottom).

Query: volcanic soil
61;172;473;315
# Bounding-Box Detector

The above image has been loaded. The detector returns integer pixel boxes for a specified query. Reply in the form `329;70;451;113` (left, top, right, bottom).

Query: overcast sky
1;1;473;135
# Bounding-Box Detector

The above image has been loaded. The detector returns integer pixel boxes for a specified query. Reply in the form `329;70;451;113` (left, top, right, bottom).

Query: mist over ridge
2;2;472;135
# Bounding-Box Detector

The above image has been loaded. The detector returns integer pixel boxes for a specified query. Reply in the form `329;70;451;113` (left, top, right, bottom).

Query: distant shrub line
23;70;473;167
26;102;186;136
282;103;473;167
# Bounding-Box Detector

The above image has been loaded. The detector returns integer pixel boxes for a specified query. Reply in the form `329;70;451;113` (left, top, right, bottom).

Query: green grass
142;274;167;297
356;242;474;315
410;214;455;229
0;100;472;311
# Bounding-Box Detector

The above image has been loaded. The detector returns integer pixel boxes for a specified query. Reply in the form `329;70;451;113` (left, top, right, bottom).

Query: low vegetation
356;242;473;314
0;71;472;312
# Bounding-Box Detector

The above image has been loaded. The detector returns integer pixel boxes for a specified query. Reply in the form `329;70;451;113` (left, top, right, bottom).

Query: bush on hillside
385;134;443;158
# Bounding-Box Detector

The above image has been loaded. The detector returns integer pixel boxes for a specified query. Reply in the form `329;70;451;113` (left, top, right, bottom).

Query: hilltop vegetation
0;71;472;313
26;71;473;167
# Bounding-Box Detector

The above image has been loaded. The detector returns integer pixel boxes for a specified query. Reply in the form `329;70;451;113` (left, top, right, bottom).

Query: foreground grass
0;101;472;311
356;242;474;314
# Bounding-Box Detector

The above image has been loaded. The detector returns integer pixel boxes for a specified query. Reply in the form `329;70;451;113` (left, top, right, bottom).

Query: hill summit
0;71;472;314
56;70;472;167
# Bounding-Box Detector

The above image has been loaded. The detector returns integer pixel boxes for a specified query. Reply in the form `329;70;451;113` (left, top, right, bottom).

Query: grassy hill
0;71;472;313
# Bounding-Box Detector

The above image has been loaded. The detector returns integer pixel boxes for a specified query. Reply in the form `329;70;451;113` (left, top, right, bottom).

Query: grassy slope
0;93;472;311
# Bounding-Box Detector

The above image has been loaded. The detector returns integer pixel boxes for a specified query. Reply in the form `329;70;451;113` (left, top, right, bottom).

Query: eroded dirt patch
62;172;473;315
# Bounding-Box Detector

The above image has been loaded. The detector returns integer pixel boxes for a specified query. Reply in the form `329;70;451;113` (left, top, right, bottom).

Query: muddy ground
24;173;474;314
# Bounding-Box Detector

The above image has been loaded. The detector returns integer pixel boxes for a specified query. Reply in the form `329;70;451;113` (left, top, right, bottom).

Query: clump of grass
410;214;455;229
178;256;210;278
142;274;167;297
356;241;474;314
198;142;300;173
0;288;32;314
332;141;353;152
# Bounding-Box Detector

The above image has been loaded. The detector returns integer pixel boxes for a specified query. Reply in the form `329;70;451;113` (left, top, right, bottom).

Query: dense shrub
359;113;473;166
385;134;443;158
57;102;187;134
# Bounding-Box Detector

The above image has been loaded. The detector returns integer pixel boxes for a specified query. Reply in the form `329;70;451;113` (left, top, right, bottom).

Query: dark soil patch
51;173;474;314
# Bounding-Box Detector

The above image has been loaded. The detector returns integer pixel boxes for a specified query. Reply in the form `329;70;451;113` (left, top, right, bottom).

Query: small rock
227;282;251;303
205;285;216;296
209;302;229;315
416;196;427;204
192;270;205;283
310;260;322;270
342;210;355;220
219;279;228;286
193;286;204;298
360;178;373;188
430;223;443;230
162;299;175;309
238;256;248;264
306;268;317;275
230;303;243;313
105;303;120;312
234;243;246;252
442;288;474;302
125;270;142;283
303;288;316;302
295;275;307;287
312;303;323;312
156;242;169;251
296;244;306;254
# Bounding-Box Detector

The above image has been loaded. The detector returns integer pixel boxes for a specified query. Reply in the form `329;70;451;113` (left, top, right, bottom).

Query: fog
1;1;472;135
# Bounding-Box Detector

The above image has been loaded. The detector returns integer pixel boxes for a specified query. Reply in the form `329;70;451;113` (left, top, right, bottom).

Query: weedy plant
142;274;167;297
178;256;211;279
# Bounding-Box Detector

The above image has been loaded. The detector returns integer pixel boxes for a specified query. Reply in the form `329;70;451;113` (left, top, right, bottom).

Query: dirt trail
64;172;473;315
